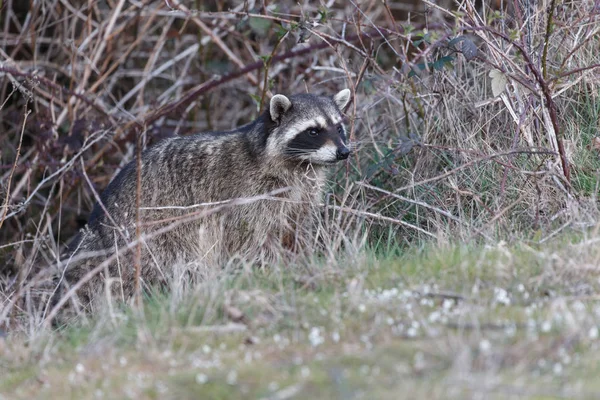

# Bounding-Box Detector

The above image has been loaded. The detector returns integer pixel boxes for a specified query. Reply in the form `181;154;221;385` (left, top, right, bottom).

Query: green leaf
412;32;431;46
432;56;454;71
249;17;272;37
258;54;271;65
274;24;288;40
359;79;376;95
398;133;421;156
318;6;329;23
408;63;427;77
249;93;262;111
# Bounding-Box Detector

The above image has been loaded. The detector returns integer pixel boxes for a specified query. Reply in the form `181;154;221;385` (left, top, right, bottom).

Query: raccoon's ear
333;89;351;111
270;94;292;122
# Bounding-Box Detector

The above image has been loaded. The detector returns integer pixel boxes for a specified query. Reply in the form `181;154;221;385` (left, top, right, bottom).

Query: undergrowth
3;238;600;398
1;0;600;398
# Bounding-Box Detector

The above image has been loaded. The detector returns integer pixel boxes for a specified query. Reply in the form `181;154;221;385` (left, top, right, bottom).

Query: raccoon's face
267;89;352;166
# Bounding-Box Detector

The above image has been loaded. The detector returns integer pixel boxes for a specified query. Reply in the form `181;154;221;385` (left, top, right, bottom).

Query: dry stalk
0;106;30;231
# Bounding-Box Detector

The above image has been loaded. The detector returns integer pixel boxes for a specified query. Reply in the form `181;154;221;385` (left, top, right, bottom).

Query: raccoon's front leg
255;234;285;265
253;222;301;265
281;230;296;252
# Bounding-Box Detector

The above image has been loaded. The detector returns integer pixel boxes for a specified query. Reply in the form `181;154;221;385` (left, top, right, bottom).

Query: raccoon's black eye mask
287;124;345;154
303;124;344;139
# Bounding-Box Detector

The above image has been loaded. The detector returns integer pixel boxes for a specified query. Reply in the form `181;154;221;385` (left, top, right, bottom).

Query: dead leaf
489;69;507;97
592;137;600;152
224;305;245;323
448;36;479;60
244;336;259;345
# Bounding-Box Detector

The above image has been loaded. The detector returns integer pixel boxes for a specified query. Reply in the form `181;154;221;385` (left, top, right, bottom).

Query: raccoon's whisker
284;150;310;158
282;155;308;163
283;153;305;159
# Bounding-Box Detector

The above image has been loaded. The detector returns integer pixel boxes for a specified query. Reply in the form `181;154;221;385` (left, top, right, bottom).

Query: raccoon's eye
307;128;320;137
337;125;344;135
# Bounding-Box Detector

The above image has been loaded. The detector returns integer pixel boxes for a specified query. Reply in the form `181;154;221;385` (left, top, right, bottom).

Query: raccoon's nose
336;147;350;160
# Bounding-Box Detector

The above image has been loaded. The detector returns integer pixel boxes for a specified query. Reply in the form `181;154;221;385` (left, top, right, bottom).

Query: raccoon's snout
336;146;350;160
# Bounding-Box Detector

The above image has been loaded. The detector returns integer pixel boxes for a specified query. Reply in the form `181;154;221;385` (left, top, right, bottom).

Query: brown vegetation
1;0;599;329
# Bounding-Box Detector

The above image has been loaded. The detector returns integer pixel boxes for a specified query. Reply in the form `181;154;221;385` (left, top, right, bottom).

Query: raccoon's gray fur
62;89;352;304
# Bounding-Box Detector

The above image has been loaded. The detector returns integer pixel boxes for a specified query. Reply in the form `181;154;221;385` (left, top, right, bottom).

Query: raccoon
61;89;352;304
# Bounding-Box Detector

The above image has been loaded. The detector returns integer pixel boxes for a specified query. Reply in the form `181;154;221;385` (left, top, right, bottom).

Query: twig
2;130;108;221
53;0;127;130
0;66;111;117
393;149;556;193
327;205;437;238
134;126;143;307
415;290;469;302
259;32;288;113
140;39;336;128
166;0;259;86
467;25;572;183
541;0;557;80
358;182;460;222
0;107;30;231
115;43;199;111
177;323;247;334
39;187;296;324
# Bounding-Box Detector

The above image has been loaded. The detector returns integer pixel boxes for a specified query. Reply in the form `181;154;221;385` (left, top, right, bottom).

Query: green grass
569;89;600;197
2;237;600;399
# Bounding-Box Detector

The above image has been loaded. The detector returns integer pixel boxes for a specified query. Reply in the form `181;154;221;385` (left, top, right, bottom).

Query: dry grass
1;0;600;398
2;239;600;399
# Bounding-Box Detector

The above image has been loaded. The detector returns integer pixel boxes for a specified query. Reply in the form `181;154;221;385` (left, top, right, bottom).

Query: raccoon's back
87;134;262;231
